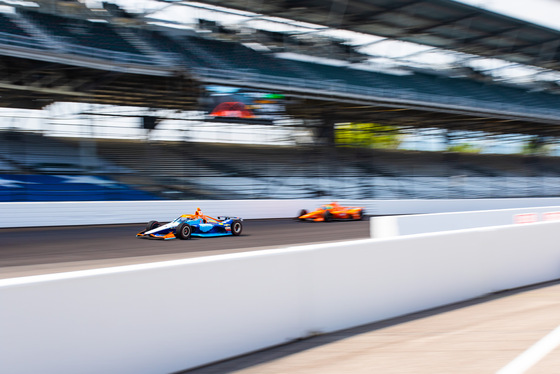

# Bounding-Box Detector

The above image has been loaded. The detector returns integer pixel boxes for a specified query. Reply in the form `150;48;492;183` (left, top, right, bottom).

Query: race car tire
354;209;365;220
324;210;333;222
358;209;366;220
231;220;243;236
146;220;160;231
176;223;192;240
298;209;308;221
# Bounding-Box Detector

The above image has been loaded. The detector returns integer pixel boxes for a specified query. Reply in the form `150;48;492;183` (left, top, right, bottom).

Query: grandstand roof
0;54;200;110
192;0;560;71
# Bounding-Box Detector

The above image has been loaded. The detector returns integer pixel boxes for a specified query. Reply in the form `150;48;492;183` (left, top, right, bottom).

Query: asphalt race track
0;218;371;279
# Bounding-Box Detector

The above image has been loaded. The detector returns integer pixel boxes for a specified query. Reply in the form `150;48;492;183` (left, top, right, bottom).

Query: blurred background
1;0;560;202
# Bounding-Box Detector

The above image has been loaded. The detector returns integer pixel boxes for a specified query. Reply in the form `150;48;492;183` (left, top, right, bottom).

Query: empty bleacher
0;7;559;117
80;137;560;200
0;13;29;37
0;173;158;202
171;37;560;115
2;130;560;201
171;35;305;80
19;9;139;54
0;4;559;202
0;157;18;172
0;132;158;201
0;131;125;174
0;12;48;50
11;8;154;65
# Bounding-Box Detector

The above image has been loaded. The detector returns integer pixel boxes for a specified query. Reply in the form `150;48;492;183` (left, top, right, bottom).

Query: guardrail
2;219;560;373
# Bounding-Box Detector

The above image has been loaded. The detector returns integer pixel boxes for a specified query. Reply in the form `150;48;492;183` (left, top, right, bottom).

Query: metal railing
54;38;156;65
0;31;42;50
0;32;157;66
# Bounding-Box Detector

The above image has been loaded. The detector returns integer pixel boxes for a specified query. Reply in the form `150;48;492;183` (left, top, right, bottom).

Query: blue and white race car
136;208;243;240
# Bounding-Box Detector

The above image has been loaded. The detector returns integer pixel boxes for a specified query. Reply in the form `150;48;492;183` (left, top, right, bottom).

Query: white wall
370;197;560;215
3;197;560;228
0;199;319;228
371;205;560;238
2;221;560;374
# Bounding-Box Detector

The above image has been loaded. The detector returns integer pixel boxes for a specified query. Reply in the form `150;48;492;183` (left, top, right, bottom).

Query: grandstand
0;131;158;201
2;130;558;201
76;137;560;200
0;0;560;201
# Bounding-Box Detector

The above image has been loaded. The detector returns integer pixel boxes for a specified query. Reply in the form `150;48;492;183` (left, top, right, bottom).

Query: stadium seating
165;36;560;115
0;13;29;37
0;157;17;172
0;7;559;202
0;131;126;174
0;7;558;116
172;35;304;79
90;137;560;200
2;130;560;201
0;174;158;202
14;8;154;64
0;12;49;51
19;9;140;53
0;132;158;201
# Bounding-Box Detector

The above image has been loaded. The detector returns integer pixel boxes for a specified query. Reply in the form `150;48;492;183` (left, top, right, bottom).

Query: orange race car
298;202;365;222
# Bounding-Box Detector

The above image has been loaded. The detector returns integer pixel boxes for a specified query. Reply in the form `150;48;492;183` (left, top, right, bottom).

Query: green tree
335;122;402;149
521;136;552;156
446;143;482;153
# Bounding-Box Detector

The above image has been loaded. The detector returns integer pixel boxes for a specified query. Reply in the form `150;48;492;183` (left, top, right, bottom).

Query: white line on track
496;324;560;374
